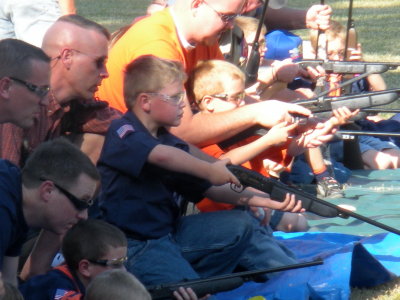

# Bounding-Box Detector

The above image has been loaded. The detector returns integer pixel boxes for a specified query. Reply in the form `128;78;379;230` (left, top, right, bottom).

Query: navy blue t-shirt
20;265;85;300
0;159;28;270
97;112;212;240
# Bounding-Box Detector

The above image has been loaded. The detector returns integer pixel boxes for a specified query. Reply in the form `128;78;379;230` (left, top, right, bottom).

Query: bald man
98;0;318;148
0;15;121;166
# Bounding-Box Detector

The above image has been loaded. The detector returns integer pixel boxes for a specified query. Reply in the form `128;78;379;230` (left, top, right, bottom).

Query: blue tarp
215;169;400;300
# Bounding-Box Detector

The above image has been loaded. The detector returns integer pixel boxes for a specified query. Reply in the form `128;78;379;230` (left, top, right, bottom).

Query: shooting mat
307;168;400;236
215;169;400;300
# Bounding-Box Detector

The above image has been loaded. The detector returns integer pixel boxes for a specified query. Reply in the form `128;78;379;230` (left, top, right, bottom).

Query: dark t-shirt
0;159;28;269
20;265;85;300
97;112;211;240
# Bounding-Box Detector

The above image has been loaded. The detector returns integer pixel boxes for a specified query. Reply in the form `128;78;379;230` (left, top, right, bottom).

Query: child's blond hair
85;269;151;300
235;16;267;42
124;55;187;110
187;59;245;109
309;20;346;51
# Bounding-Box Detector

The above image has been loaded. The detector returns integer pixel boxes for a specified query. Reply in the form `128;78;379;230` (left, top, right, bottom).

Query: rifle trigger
230;183;244;193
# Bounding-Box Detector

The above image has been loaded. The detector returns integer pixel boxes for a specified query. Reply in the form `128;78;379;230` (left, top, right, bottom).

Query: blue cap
264;29;302;62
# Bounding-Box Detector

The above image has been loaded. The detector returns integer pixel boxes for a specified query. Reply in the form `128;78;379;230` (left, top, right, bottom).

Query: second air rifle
148;259;323;300
299;60;400;75
293;88;400;114
227;164;400;236
218;89;400;149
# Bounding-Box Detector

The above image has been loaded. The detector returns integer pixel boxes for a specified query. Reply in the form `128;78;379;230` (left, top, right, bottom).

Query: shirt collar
169;7;196;50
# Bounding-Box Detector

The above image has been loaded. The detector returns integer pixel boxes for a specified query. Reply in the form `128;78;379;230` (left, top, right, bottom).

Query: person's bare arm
367;74;386;92
204;185;304;213
58;0;76;14
19;230;63;281
265;5;331;31
148;145;239;186
170;98;311;147
220;122;298;165
348;45;386;92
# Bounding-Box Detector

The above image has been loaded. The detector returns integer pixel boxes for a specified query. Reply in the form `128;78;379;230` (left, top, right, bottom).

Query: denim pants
126;210;297;286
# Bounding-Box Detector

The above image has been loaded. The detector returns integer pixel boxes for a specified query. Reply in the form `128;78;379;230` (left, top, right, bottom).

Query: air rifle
299;60;400;75
335;130;400;140
294;88;400;114
148;259;323;300
227;164;400;235
218;88;400;149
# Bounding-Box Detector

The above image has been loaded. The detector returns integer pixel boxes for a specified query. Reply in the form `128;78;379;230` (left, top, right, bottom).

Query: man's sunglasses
40;177;93;211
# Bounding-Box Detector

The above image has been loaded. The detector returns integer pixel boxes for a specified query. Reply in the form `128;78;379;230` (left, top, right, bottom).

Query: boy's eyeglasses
88;256;128;268
202;0;238;24
147;92;186;106
211;92;246;104
40;177;93;211
9;77;50;98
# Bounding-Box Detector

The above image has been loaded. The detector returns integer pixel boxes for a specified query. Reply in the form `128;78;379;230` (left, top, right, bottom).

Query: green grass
76;0;400;96
290;0;400;92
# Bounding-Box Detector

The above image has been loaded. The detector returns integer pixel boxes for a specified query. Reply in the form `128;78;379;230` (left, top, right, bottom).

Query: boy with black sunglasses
19;219;127;300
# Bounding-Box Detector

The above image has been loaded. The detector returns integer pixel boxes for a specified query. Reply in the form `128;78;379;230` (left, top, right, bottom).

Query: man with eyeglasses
0;138;100;288
0;39;50;129
20;219;128;300
0;14;121;167
97;0;323;149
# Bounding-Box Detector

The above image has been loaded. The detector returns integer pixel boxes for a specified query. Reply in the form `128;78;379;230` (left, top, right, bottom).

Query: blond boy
189;59;309;232
97;55;305;292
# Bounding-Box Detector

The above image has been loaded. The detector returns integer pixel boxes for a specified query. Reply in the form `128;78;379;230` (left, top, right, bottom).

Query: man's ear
0;77;12;99
59;48;73;70
202;96;215;112
38;180;54;203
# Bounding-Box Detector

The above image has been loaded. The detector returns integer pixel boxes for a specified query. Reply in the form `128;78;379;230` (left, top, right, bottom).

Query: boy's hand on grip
208;159;240;186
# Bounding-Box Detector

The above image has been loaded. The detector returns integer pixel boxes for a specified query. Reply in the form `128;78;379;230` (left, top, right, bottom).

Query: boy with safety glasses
188;59;308;233
97;55;306;297
20;219;128;300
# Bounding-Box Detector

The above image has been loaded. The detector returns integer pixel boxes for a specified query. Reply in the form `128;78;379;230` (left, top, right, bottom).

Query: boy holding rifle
188;59;356;230
97;55;312;298
309;20;400;170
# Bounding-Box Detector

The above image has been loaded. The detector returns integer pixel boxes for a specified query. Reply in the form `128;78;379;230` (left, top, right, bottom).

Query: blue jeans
126;210;297;286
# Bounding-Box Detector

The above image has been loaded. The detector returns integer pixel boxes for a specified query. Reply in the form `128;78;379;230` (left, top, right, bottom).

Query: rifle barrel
227;165;400;236
361;108;400;114
148;259;323;300
337;130;400;139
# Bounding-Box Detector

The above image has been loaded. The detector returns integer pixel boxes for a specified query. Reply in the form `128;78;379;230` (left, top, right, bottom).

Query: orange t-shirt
197;139;293;213
96;8;224;112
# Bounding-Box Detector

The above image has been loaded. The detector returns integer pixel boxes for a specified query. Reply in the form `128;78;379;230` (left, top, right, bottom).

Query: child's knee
276;213;309;232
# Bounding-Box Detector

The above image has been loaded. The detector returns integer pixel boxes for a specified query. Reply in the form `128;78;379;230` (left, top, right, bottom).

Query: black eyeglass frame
40;177;93;211
9;77;50;98
202;0;239;23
